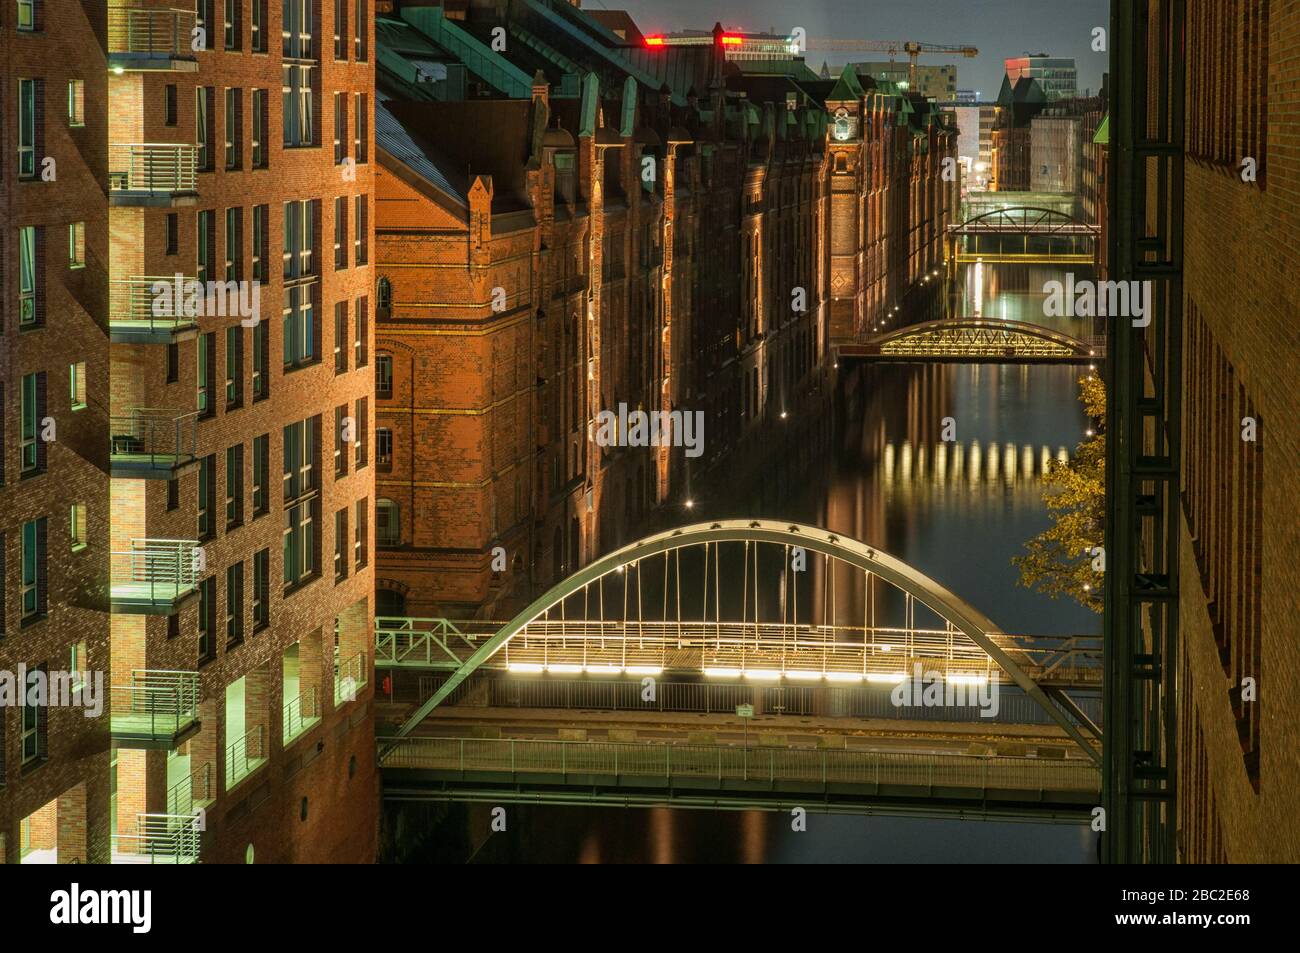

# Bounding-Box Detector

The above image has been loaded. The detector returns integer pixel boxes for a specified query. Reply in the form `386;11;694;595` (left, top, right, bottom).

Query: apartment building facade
1;0;377;864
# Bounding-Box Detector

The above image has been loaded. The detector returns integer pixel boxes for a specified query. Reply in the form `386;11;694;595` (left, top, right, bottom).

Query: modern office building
1003;54;1077;101
1;0;377;864
851;61;956;102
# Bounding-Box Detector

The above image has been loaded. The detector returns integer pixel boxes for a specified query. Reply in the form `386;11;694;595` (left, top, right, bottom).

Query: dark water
387;259;1103;863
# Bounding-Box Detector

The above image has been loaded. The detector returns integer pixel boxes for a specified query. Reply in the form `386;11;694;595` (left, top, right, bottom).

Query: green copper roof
1093;114;1109;144
826;64;865;103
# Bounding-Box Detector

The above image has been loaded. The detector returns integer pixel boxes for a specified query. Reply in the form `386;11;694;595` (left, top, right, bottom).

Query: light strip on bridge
507;663;545;673
866;672;907;683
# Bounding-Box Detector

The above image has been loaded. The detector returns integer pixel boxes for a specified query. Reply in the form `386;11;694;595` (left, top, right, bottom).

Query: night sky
600;0;1110;100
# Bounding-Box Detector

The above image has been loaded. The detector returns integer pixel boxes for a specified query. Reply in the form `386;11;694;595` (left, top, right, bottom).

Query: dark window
198;577;217;662
166;213;180;255
252;547;270;630
376;428;392;470
334;301;348;373
334;507;349;581
334;405;349;477
225;562;244;647
167;341;180;382
354;397;368;470
225;443;244;529
167;478;180;511
20;372;47;475
165;85;178;126
375;354;392;399
252;433;269;515
197;331;216;416
198;454;216;539
21;663;49;766
20;517;48;622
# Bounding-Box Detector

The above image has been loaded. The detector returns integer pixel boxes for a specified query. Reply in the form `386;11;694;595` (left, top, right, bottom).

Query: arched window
376;498;400;548
376;588;406;616
376;276;392;313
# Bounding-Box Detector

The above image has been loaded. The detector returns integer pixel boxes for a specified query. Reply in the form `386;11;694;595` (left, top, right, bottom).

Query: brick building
990;73;1046;191
2;0;377;863
1175;0;1295;862
372;3;954;620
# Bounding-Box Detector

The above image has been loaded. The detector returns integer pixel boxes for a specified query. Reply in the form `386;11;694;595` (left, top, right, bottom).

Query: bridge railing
381;736;1100;793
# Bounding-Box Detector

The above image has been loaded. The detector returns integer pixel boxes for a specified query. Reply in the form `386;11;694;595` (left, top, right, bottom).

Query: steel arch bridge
844;318;1103;363
383;519;1101;763
950;206;1100;238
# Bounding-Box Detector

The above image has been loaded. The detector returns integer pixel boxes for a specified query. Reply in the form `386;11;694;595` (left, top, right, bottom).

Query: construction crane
801;39;979;89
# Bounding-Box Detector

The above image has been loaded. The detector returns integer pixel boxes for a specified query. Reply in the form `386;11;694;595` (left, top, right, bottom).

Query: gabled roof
376;101;470;207
826;64;865;103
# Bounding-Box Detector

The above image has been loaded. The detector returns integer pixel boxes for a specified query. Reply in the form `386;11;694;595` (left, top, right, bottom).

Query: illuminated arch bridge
380;520;1101;764
841;318;1104;363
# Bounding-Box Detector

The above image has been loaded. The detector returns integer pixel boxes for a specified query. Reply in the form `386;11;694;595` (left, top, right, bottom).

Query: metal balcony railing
335;651;367;705
110;408;199;470
109;275;200;334
111;670;200;741
113;813;201;864
166;760;213;816
108;6;197;55
226;724;265;787
109;142;198;193
110;538;200;607
283;686;320;744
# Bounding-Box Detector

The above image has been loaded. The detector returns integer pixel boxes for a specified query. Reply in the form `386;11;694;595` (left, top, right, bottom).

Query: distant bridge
840;319;1104;364
949;206;1100;239
947;206;1100;264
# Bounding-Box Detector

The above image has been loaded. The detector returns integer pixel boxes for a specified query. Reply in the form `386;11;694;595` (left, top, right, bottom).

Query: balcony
112;814;200;864
110;539;200;614
109;143;198;207
110;276;200;344
110;670;200;747
335;651;368;706
167;761;214;816
226;724;266;789
283;687;321;746
108;7;200;72
110;409;199;478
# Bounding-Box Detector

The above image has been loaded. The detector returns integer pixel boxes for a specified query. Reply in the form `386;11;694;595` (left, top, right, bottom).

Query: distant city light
644;35;665;47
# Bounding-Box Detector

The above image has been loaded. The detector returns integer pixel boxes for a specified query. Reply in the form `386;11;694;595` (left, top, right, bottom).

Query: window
166;213;180;255
282;284;317;367
334;507;349;581
354;398;367;469
376;427;392;470
197;209;214;283
167;478;180;510
225;326;244;407
21;518;48;621
224;88;242;169
21;664;47;766
198;454;216;538
198;577;216;662
18;78;38;178
377;499;399;547
355;296;368;366
252;0;267;52
17;0;36;31
67;79;84;127
251;89;268;168
282;417;318;501
333;92;348;164
68;222;85;269
334;405;349;477
334;0;347;59
223;0;240;50
197;0;214;42
283;498;318;589
252;433;269;515
196;87;214;171
282;64;315;147
19;225;40;325
197;331;215;415
225;444;244;528
282;199;315;279
252;319;269;399
69;641;87;692
334;301;348;373
165;85;178;126
224;206;243;282
252;203;268;280
252;548;270;630
20;371;45;474
376;276;391;314
226;562;244;647
354;497;368;569
354;93;368;162
69;361;86;410
376;354;392;398
354;194;368;265
333;196;348;269
282;0;313;58
354;0;367;60
69;503;87;550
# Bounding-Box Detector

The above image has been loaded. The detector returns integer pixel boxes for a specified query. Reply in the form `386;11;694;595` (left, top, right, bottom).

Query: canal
384;256;1103;863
